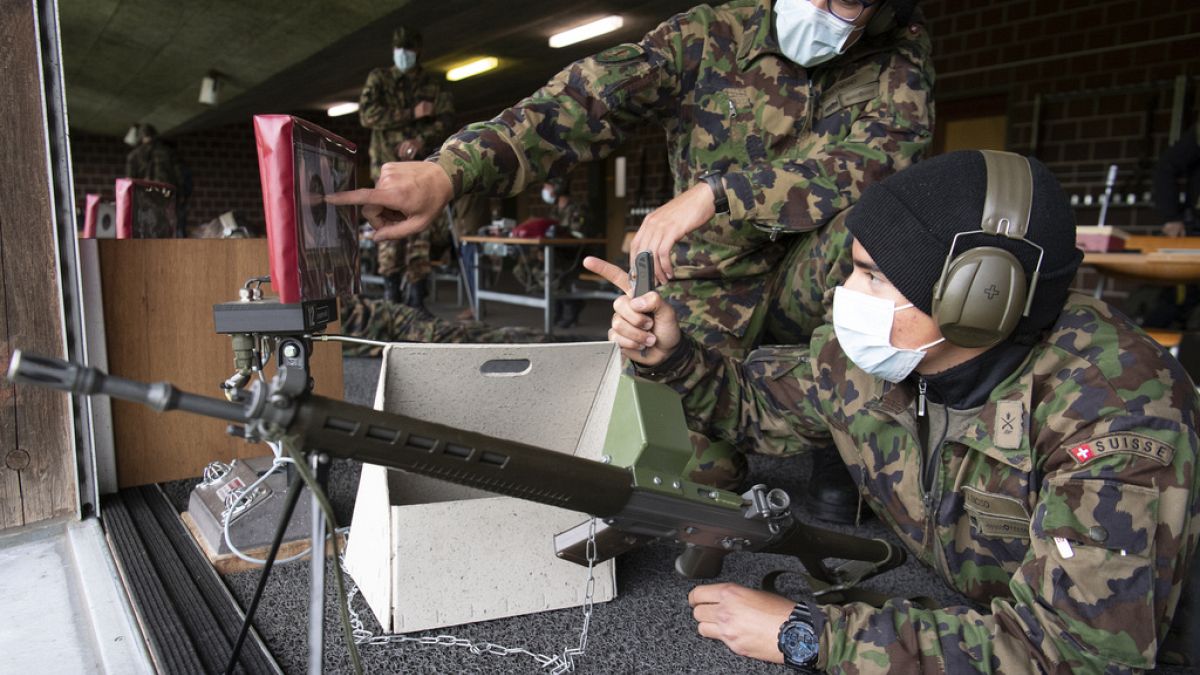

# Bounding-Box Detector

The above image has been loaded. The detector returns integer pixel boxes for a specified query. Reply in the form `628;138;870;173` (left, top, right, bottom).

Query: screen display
291;121;360;302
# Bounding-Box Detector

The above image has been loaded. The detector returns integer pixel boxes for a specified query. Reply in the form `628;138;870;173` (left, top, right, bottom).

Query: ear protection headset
930;150;1044;349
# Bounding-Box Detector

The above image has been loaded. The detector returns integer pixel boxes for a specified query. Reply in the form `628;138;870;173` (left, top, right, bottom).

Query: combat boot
555;299;583;329
402;278;430;315
803;444;869;525
383;274;404;304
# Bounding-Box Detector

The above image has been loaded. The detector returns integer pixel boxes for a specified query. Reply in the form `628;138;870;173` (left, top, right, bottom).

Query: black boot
383;274;404;304
803;444;869;525
402;277;430;314
555;300;583;329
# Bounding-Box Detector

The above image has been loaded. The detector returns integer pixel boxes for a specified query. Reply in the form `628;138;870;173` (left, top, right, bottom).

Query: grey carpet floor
158;356;1195;674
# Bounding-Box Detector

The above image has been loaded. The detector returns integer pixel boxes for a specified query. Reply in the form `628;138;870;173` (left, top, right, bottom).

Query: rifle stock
8;349;904;587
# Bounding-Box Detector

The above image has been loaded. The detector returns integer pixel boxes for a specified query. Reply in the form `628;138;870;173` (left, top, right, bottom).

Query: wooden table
460;235;615;334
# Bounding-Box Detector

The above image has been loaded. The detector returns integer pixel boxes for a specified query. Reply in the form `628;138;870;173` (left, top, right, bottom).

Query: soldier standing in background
331;0;934;515
126;123;189;235
359;26;455;309
590;150;1200;673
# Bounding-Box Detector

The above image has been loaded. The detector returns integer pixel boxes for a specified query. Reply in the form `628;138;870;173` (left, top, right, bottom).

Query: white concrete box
343;341;621;633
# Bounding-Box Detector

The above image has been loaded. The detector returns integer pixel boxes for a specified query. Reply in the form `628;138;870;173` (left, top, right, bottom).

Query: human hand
582;256;681;366
1163;221;1186;237
630;181;717;285
325;161;453;241
396;138;426;161
413;100;434;119
688;582;796;663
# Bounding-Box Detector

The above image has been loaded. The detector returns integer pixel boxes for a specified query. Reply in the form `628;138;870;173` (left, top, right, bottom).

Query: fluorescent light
327;102;360;117
446;57;499;82
549;15;624;48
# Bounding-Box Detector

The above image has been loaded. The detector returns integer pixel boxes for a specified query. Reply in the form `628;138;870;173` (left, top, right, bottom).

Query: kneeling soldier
586;150;1200;672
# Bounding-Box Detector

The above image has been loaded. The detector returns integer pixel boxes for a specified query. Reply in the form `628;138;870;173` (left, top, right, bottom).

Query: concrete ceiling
60;0;698;137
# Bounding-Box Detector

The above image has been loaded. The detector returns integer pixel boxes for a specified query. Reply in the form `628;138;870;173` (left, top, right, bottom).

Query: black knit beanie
845;151;1082;342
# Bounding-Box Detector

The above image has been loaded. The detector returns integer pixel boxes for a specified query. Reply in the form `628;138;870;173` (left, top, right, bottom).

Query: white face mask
393;48;417;72
774;0;857;68
541;187;556;205
832;286;946;383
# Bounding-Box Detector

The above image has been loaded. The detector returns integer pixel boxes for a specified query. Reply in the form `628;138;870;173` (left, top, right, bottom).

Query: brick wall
71;2;1200;233
71;113;372;233
924;0;1200;229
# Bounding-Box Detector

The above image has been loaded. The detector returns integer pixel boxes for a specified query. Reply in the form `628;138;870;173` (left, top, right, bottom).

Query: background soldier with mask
587;150;1200;673
359;26;455;309
330;0;933;511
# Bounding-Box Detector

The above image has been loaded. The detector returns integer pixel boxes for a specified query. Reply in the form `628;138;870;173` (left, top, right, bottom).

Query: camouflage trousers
375;209;452;282
659;213;854;488
339;295;556;357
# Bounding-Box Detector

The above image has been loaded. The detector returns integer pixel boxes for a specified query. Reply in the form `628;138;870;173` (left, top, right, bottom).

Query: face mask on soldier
393;48;417;72
775;0;858;68
541;187;556;205
832;286;945;383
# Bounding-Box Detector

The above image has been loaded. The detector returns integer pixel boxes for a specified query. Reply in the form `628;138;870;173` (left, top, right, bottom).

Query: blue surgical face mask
541;187;556;205
832;286;945;383
393;48;417;72
775;0;857;68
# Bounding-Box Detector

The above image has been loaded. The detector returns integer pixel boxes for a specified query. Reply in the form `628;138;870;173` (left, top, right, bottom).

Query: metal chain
340;517;599;673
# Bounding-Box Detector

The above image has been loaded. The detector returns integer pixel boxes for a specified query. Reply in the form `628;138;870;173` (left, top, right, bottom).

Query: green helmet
392;26;423;51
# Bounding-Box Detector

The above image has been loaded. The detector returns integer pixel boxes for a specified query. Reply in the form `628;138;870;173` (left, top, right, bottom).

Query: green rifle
7;349;904;589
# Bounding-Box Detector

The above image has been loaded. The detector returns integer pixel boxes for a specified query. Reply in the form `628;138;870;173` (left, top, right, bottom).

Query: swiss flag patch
1070;443;1095;463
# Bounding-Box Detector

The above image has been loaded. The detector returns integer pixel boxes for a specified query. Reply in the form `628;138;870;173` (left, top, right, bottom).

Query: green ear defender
930;150;1045;349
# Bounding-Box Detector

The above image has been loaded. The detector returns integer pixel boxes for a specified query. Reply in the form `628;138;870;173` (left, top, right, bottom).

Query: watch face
781;621;819;666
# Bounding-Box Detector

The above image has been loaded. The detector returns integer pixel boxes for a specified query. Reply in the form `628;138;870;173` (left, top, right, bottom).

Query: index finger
324;188;386;207
688;582;733;607
583;256;631;294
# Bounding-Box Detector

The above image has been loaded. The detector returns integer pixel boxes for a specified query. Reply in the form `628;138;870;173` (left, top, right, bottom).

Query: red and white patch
1070;443;1095;463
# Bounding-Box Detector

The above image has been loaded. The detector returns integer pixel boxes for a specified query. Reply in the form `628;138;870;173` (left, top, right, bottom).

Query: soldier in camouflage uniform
329;0;934;497
359;26;455;308
592;151;1200;672
338;295;556;358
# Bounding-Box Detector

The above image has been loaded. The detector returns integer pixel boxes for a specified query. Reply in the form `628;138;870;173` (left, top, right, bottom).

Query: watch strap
699;170;730;215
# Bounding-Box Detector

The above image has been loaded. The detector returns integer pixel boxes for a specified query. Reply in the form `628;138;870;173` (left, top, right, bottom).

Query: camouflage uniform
339;295;553;357
360;64;455;283
431;0;933;351
640;293;1200;673
429;0;932;481
125;140;181;189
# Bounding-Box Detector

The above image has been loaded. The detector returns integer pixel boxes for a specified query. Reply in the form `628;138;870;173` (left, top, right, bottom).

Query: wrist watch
697;170;729;215
778;602;820;671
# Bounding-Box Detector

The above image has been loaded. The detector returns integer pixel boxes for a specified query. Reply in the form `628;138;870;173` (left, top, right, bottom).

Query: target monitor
254;114;360;304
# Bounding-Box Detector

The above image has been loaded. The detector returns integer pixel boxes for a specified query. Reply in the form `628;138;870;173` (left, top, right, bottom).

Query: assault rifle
7;349;904;588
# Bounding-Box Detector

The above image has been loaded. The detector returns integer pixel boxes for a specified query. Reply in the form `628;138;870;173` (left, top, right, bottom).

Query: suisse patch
1067;433;1175;466
595;43;644;63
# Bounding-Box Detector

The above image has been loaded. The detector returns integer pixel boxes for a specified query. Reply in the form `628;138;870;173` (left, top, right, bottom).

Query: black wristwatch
698;170;729;215
778;602;820;671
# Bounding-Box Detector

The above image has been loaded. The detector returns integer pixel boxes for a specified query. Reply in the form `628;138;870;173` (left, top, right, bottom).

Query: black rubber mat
103;486;279;674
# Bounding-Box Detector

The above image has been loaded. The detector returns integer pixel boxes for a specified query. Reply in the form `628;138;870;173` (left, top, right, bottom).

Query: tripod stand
224;450;332;675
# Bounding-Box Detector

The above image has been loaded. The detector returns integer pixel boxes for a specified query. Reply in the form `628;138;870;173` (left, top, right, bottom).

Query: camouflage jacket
642;294;1200;673
125;140;181;189
432;0;933;283
359;65;455;179
550;200;589;237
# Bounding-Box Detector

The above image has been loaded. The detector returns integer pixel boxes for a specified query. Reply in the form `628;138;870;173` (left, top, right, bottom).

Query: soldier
359;26;455;308
329;0;934;511
542;177;597;328
587;150;1200;672
125;123;188;235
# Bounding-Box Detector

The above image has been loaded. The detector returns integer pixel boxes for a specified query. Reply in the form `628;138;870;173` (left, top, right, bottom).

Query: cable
221;453;316;565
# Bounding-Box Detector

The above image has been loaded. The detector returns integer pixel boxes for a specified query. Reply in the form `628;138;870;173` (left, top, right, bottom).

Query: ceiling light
446;57;499;82
549;16;624;48
199;72;221;106
327;102;360;117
